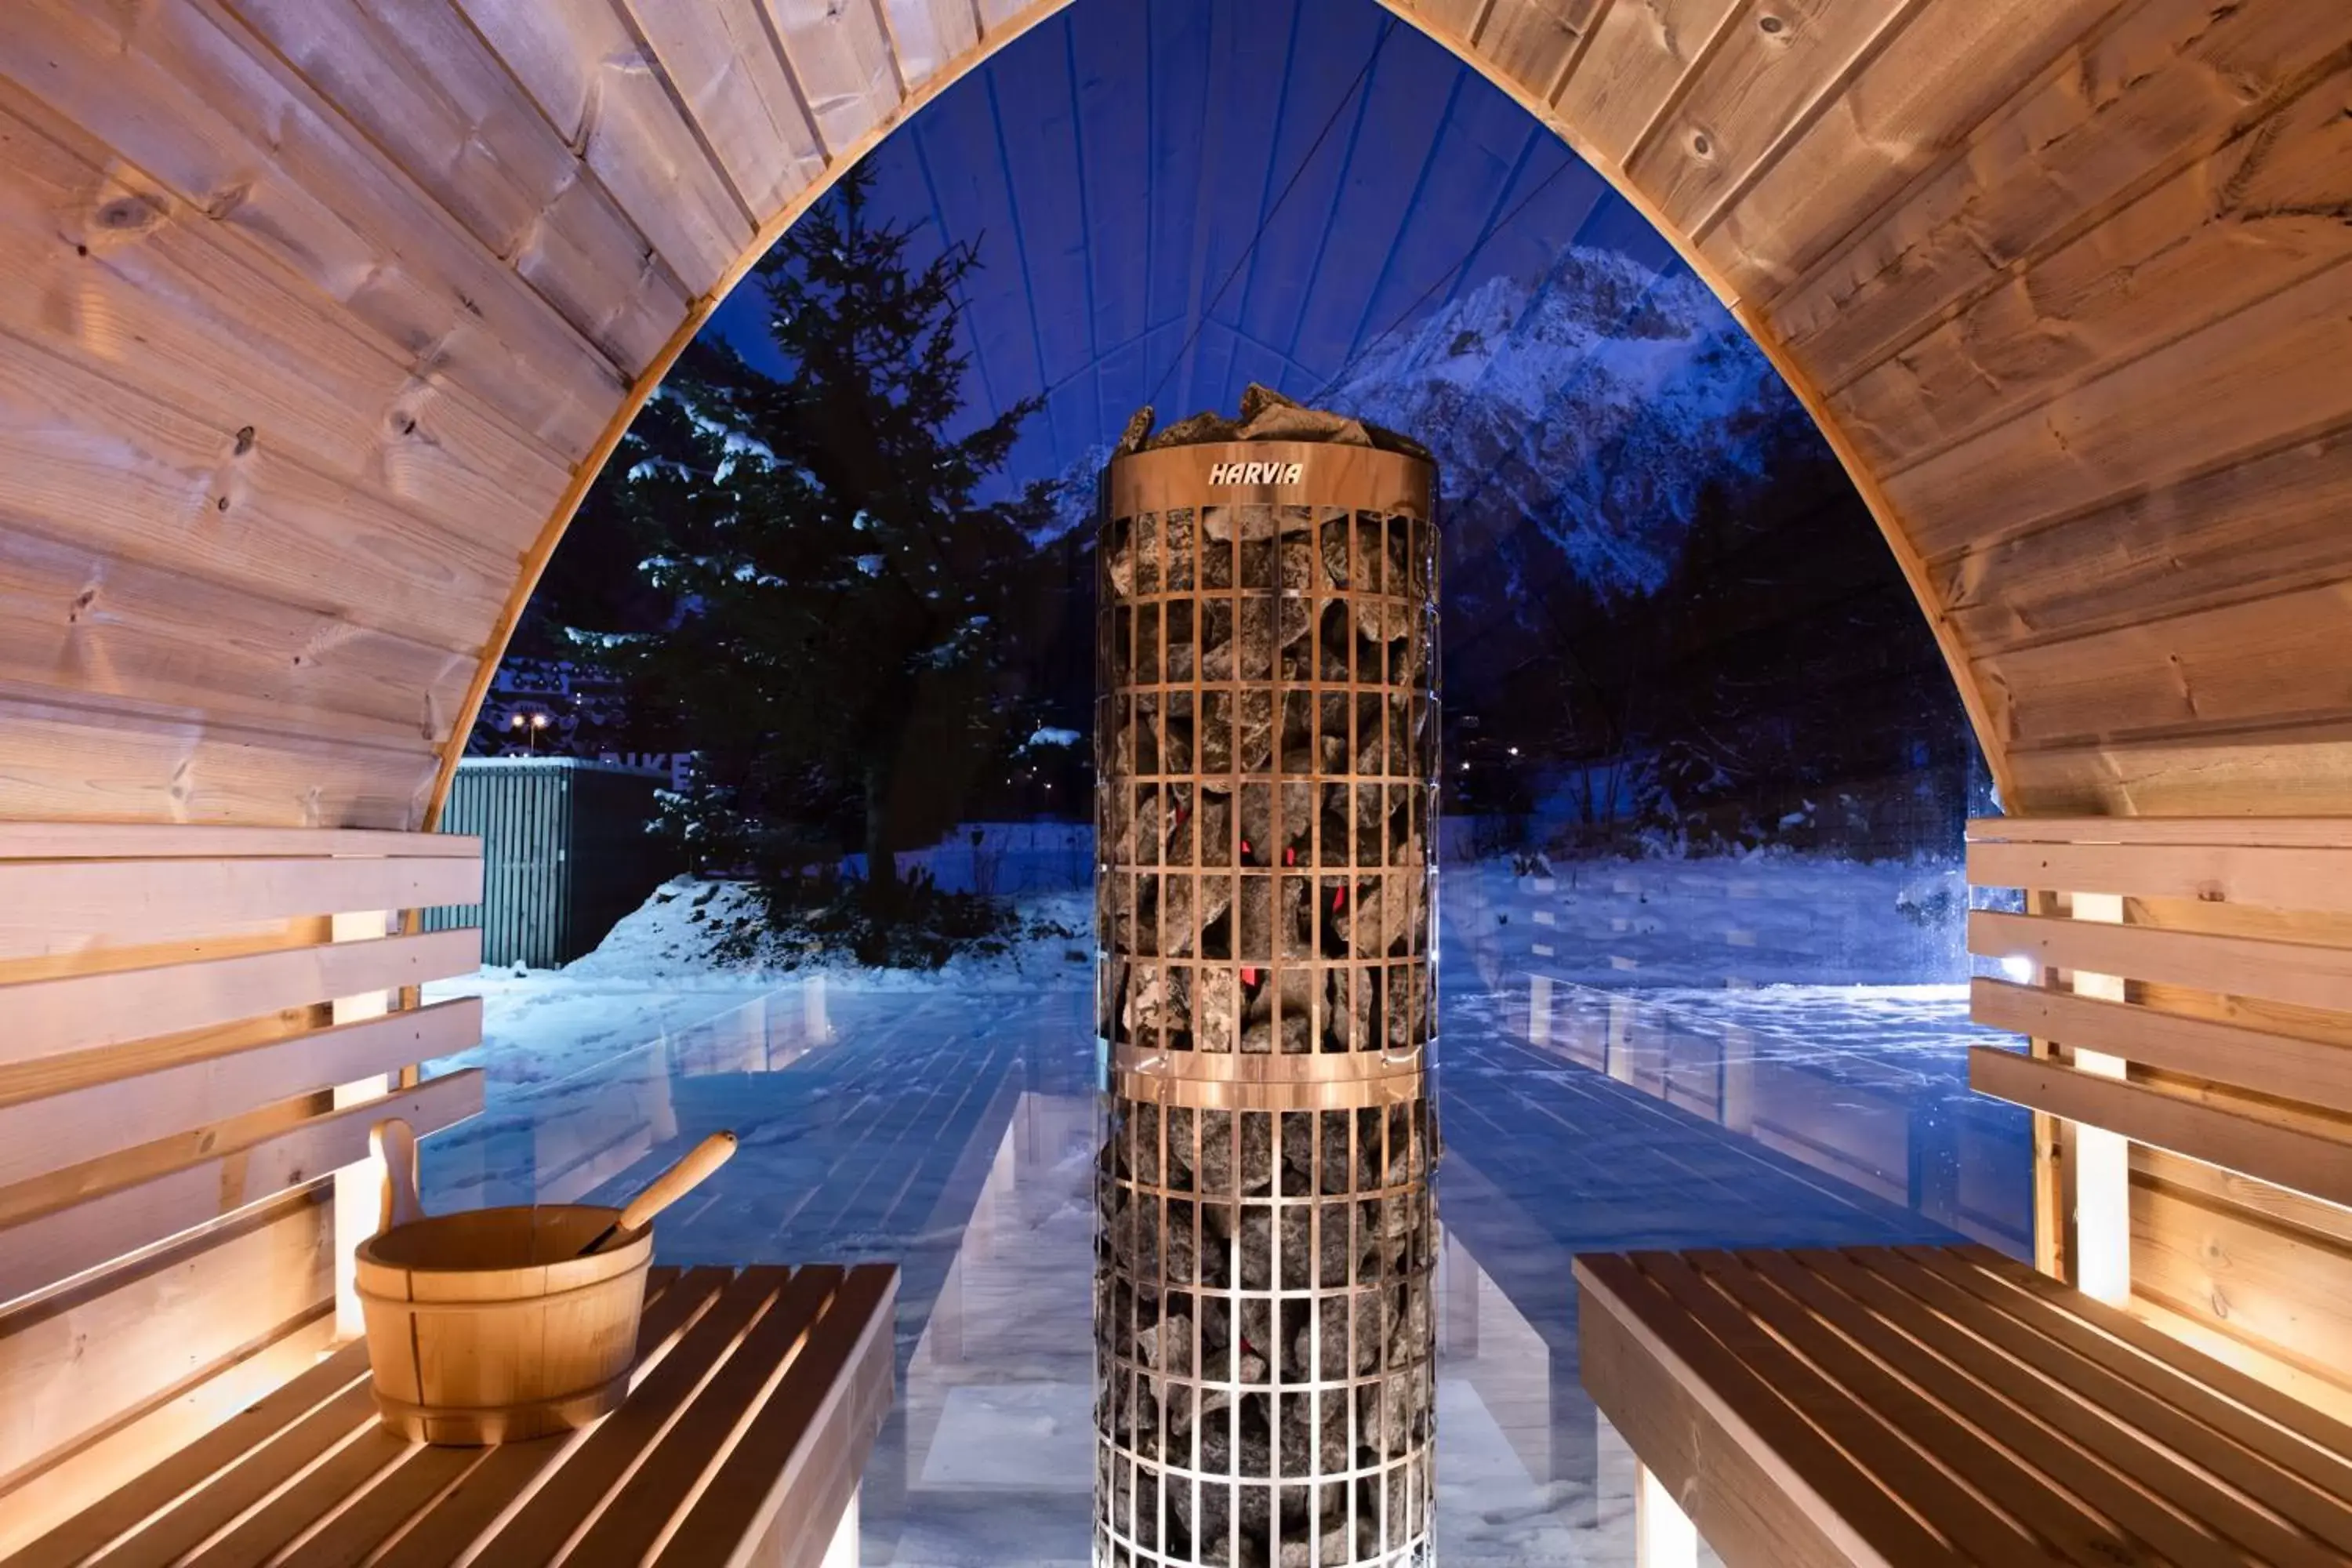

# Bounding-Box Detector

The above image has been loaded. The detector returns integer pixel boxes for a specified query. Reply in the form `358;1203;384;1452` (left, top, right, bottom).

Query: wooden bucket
354;1203;652;1445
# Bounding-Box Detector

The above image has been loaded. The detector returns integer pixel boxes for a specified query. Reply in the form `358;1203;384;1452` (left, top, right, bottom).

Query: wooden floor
1579;1243;2352;1568
6;1265;895;1568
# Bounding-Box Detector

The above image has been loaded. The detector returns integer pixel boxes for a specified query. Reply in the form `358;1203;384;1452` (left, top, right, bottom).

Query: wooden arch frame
2;0;2343;833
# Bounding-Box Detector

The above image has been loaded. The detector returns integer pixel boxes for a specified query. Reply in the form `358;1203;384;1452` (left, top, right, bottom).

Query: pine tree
612;165;1047;909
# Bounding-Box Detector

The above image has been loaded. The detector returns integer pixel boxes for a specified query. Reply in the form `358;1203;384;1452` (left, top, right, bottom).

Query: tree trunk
862;760;898;903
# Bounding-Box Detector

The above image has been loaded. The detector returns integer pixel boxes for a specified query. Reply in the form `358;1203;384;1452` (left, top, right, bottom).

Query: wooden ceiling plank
1550;0;1740;170
1888;256;2352;561
624;0;829;218
1941;419;2352;656
1466;0;1604;102
0;332;514;659
765;0;907;162
2005;729;2352;818
225;0;688;376
1975;575;2352;753
1769;0;2352;392
0;0;629;464
1696;0;2100;304
0;88;573;548
452;0;753;296
1625;0;1917;241
0;693;441;830
1835;64;2352;475
878;0;979;94
972;0;1036;32
0;524;478;753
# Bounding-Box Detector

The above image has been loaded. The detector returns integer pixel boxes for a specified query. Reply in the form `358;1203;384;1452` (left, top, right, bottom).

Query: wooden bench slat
1738;1250;2194;1567
6;1341;372;1568
1969;1046;2352;1211
183;1425;411;1568
1969;978;2352;1116
0;929;482;1065
0;998;483;1190
475;1266;788;1568
1965;840;2352;912
1638;1252;2031;1565
1860;1249;2347;1567
101;1382;383;1568
1907;1247;2352;1537
270;1445;485;1568
1957;1244;2352;1462
1795;1249;2282;1567
365;1265;729;1568
0;1069;484;1308
0;855;485;962
564;1266;845;1568
654;1262;897;1568
1967;818;2352;849
1686;1251;2133;1566
1966;910;2352;1014
1577;1253;1969;1568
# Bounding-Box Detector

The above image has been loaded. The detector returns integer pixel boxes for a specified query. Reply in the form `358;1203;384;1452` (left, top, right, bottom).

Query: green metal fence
426;758;677;969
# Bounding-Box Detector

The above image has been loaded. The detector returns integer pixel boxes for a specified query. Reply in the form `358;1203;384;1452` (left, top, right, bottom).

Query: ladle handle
371;1117;424;1233
615;1131;737;1236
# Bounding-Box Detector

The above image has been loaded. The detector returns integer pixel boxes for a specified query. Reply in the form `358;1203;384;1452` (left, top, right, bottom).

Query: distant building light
1507;746;1519;757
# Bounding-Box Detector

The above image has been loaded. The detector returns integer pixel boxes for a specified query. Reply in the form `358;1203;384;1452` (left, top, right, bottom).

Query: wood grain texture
1551;0;1742;169
878;0;980;91
623;0;829;212
0;855;480;961
1968;908;2352;1014
767;0;906;157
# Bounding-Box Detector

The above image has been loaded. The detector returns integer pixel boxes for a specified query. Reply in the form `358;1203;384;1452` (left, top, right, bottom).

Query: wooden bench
4;1262;897;1568
1577;1243;2352;1567
1577;817;2352;1565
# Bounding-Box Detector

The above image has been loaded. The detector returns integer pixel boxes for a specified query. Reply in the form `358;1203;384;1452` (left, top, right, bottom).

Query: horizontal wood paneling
0;1069;482;1310
223;0;688;376
1969;816;2352;849
0;927;480;1064
1972;1045;2352;1210
1968;909;2352;1014
0;825;480;860
1968;840;2352;913
0;1192;329;1506
0;999;482;1190
0;855;481;961
625;0;829;215
0;0;626;462
1769;0;2352;386
452;0;753;295
1973;979;2352;1116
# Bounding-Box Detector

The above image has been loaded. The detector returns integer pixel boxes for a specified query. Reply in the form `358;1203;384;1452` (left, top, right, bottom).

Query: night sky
706;0;1697;490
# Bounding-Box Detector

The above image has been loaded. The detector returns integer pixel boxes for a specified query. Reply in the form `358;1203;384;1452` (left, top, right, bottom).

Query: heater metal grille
1096;441;1438;1568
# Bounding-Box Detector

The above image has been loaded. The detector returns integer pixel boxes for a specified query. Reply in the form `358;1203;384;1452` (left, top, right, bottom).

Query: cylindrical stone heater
1094;414;1439;1568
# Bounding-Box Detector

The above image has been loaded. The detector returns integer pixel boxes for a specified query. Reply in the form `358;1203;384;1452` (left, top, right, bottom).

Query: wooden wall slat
0;927;480;1065
1971;1046;2352;1210
0;856;481;961
1550;0;1741;172
0;1193;330;1512
0;330;517;662
0;1069;482;1312
1941;419;2352;655
1695;0;2095;303
2002;731;2352;820
1461;0;1600;98
224;0;688;376
0;999;483;1192
1769;0;2352;389
1968;909;2352;1014
1966;840;2352;913
1973;978;2352;1116
877;0;980;92
767;0;907;157
1626;0;1916;238
1833;60;2352;476
0;528;474;754
1890;257;2352;561
0;82;573;550
451;0;753;295
1979;577;2352;751
0;0;626;462
1968;816;2352;849
0;825;481;861
626;0;829;212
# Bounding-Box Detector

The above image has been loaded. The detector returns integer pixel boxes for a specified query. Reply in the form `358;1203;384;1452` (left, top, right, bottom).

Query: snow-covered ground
420;850;2022;1566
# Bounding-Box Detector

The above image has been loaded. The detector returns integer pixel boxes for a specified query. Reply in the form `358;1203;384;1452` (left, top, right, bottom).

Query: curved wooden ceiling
1;0;2346;828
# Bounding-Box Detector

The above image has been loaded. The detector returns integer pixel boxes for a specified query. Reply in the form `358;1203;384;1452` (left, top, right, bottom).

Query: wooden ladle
372;1116;425;1232
579;1131;738;1256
